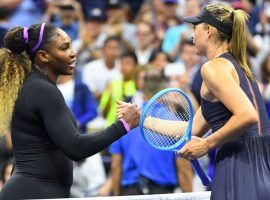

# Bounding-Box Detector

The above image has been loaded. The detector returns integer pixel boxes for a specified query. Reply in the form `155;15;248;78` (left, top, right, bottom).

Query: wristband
119;118;130;132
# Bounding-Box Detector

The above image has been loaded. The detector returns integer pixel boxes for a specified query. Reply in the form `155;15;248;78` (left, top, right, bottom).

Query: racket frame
139;88;212;186
139;88;193;151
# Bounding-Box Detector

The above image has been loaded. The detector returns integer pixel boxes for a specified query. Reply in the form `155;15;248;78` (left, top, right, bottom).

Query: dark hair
149;49;171;63
182;38;194;46
4;23;58;61
179;38;195;54
0;7;12;20
103;36;121;47
120;51;138;64
58;5;75;11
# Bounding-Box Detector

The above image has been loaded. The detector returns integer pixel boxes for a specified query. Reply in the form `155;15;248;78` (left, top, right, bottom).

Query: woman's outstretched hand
116;100;140;129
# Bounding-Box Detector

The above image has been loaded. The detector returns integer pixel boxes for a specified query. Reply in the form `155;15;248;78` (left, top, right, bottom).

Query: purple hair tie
32;23;46;52
23;27;29;44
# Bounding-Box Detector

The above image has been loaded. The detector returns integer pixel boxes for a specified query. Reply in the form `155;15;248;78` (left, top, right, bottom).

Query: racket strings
143;91;191;148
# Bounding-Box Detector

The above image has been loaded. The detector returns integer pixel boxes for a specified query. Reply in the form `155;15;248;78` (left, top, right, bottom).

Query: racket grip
191;159;211;186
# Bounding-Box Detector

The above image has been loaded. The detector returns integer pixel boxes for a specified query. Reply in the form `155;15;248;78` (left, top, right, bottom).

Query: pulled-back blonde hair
205;3;253;79
0;23;57;136
0;49;31;136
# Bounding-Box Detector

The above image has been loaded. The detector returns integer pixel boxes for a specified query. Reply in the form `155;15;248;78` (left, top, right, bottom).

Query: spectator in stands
0;6;12;47
99;51;138;126
162;0;202;59
231;0;261;35
135;21;158;65
165;39;201;88
259;53;270;119
44;0;84;41
103;0;137;49
72;8;106;69
82;36;122;101
122;0;144;21
163;0;181;28
70;154;107;197
132;65;152;109
251;0;270;80
76;0;105;20
149;49;170;73
57;74;98;134
136;0;166;41
0;0;45;27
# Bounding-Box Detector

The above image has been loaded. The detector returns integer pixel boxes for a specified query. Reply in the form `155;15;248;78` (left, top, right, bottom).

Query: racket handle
191;159;211;186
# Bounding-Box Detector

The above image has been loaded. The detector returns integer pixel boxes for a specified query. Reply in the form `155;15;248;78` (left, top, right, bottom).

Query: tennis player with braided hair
174;3;270;199
0;23;140;199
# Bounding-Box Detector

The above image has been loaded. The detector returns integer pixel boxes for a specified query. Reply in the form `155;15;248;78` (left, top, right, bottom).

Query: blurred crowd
0;0;270;197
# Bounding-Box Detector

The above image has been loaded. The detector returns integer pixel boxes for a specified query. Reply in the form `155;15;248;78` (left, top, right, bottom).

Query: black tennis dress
201;52;270;200
0;70;127;199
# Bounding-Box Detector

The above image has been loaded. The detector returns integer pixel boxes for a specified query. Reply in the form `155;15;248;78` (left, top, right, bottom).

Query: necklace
34;65;48;76
34;65;57;83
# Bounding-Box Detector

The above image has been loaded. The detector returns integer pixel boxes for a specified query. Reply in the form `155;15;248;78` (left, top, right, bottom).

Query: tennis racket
139;88;211;186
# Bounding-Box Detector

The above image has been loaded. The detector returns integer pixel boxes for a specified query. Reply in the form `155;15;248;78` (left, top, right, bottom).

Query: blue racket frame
140;88;193;151
139;88;211;186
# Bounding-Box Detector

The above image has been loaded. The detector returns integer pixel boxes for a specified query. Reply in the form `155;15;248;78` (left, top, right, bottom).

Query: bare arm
187;91;200;112
111;154;122;196
118;100;202;139
143;105;209;138
202;59;258;148
176;157;193;192
192;107;210;137
117;100;187;137
98;176;113;196
144;116;188;137
178;59;258;160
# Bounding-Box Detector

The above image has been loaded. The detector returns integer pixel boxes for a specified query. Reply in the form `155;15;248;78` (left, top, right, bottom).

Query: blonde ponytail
230;10;253;79
0;49;31;136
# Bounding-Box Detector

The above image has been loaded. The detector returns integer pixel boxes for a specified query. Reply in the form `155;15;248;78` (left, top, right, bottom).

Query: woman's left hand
177;136;210;160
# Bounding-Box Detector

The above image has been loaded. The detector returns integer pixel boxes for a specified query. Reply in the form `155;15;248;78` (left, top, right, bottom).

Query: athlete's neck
207;42;229;60
34;65;57;83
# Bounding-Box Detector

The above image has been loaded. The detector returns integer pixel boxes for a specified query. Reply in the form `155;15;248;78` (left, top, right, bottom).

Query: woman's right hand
116;100;140;129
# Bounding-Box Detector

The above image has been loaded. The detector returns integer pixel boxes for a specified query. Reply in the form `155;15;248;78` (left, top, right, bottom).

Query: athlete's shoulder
201;57;233;78
23;72;59;99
